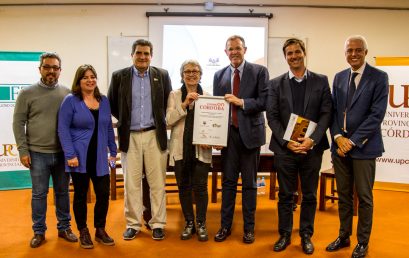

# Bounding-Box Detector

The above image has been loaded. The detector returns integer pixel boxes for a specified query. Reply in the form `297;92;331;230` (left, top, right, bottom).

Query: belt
132;126;156;132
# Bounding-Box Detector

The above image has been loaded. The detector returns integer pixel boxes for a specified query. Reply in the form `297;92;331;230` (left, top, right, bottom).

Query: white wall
1;4;408;169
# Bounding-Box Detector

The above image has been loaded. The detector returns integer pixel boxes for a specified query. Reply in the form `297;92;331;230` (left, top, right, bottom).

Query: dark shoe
352;243;368;258
214;227;231;242
152;228;165;240
243;230;255;244
79;228;94;249
95;228;115;246
274;234;291;252
30;234;45;248
180;221;196;240
196;222;208;242
58;228;78;242
301;234;314;254
326;236;351;252
123;228;139;240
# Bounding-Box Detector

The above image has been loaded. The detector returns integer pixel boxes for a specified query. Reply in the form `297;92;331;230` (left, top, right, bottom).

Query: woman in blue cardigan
58;64;117;249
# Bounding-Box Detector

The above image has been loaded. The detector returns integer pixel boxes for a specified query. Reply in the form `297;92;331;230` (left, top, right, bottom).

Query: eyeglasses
41;65;61;71
183;70;200;75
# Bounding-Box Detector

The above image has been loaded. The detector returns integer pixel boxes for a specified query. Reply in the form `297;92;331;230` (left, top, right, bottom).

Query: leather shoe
152;228;165;240
301;234;314;254
95;228;115;246
243;230;255;244
351;243;368;258
197;222;208;242
123;228;139;240
274;234;291;252
30;234;45;248
79;228;94;249
326;236;351;252
214;227;231;242
58;228;78;242
181;221;196;240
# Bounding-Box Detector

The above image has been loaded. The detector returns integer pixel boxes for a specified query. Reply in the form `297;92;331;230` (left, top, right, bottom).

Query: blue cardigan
58;94;117;176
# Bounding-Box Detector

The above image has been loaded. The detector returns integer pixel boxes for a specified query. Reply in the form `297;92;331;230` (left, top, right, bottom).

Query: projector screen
149;16;268;94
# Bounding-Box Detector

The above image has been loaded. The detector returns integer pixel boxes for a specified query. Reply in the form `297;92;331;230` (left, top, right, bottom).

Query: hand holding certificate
192;96;229;147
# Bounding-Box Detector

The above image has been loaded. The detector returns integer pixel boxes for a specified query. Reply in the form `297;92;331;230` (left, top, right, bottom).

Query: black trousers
332;155;375;244
275;150;322;237
174;159;210;223
221;127;260;232
70;172;110;230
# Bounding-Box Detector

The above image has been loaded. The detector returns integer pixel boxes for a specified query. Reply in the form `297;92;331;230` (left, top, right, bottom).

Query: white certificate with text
193;96;229;147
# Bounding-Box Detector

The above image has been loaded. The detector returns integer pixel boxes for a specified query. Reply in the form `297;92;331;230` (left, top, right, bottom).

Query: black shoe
58;228;78;242
326;236;351;252
181;221;196;240
95;228;115;246
30;234;45;248
301;234;314;254
152;228;165;240
274;234;291;252
123;228;139;240
197;222;208;242
243;230;255;244
79;228;94;249
214;227;231;242
351;243;368;258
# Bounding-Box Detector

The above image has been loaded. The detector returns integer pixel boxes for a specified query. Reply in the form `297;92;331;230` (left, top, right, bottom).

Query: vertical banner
376;57;409;184
0;51;42;189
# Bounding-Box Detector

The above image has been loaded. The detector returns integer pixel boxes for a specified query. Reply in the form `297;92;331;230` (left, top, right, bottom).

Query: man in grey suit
266;38;332;254
213;35;269;244
326;35;388;258
108;39;172;241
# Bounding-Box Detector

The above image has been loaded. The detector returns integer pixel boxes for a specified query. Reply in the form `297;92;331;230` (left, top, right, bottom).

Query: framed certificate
193;96;229;147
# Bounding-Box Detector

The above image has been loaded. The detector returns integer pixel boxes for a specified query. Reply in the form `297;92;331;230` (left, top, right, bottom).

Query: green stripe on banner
0;87;9;100
0;51;43;61
0;171;54;190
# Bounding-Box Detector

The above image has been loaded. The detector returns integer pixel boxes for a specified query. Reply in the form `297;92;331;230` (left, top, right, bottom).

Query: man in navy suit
266;38;332;254
326;35;388;258
213;35;269;244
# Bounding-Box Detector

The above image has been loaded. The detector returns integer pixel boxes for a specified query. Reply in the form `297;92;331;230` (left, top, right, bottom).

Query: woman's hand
182;92;199;110
67;157;79;167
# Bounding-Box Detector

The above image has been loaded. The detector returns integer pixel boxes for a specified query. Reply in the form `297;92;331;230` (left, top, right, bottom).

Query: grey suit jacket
213;61;269;149
266;70;333;155
108;66;172;152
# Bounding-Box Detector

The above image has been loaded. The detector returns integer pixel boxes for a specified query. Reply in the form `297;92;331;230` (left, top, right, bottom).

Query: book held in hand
283;113;317;143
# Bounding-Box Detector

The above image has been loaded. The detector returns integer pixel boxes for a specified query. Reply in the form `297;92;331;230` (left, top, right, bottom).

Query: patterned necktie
232;69;240;127
346;72;358;109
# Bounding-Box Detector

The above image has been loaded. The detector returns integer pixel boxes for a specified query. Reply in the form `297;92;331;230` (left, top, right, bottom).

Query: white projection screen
148;16;268;94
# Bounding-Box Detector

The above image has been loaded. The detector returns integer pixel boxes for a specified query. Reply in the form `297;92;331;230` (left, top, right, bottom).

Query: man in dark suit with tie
108;39;172;241
326;35;388;258
213;35;269;244
266;38;332;254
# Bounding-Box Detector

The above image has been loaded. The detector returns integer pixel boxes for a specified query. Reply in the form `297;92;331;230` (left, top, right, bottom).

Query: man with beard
13;52;78;248
266;38;332;254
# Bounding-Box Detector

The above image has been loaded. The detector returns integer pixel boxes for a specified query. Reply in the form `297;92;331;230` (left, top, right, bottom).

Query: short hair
179;59;203;83
71;64;102;101
344;35;368;50
282;38;306;56
131;39;153;56
39;52;61;67
225;35;246;49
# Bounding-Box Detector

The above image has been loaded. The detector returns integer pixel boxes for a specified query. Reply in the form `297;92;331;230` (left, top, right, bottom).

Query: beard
42;73;58;86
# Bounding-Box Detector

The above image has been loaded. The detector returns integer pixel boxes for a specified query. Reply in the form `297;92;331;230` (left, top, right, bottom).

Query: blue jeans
30;151;71;234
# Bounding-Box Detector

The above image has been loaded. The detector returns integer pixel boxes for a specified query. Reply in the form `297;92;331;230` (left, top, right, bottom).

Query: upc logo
0;84;29;102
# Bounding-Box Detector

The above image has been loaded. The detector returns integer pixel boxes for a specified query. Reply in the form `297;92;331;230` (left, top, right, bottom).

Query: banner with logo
0;51;42;190
376;57;409;184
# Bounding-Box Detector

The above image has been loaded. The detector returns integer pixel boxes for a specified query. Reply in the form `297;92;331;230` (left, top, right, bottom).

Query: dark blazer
267;70;332;155
330;63;388;159
108;66;172;152
213;61;269;149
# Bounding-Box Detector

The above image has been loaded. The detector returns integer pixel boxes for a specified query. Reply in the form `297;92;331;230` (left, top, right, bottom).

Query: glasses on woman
183;70;200;75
